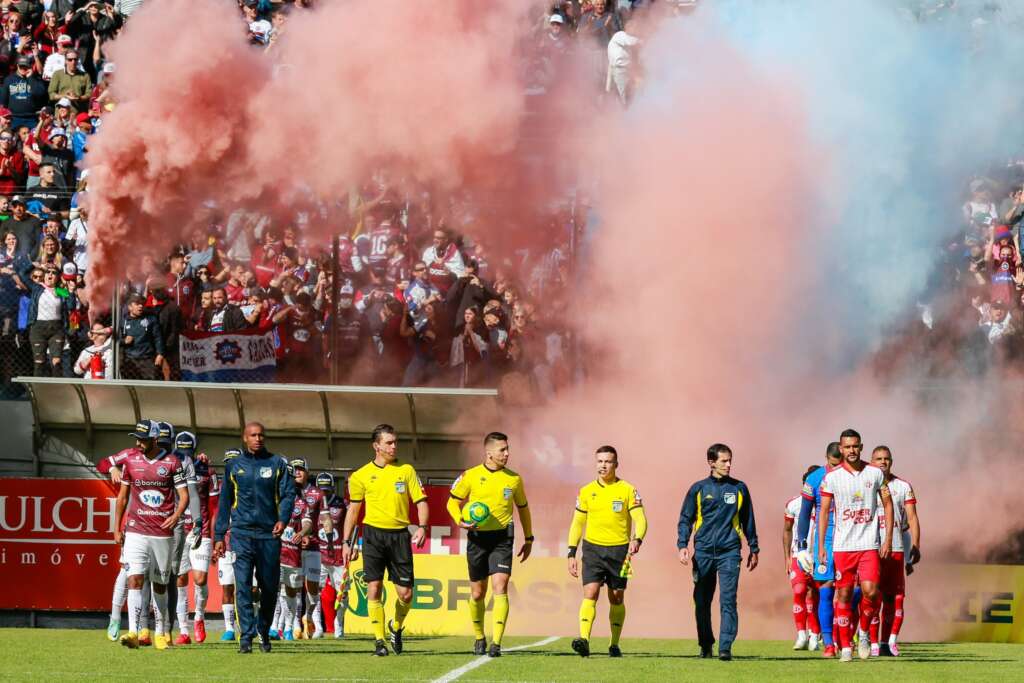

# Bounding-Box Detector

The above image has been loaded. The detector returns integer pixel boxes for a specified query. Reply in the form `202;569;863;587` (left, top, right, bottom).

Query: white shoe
312;629;324;640
858;631;871;660
870;643;880;657
840;647;853;662
808;632;820;651
793;631;808;650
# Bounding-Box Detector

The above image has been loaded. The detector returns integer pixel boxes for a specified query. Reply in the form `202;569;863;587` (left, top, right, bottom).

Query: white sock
176;586;190;635
127;588;143;634
222;603;235;632
152;589;169;637
313;598;323;633
284;594;299;631
334;611;343;636
889;634;898;646
195;584;208;620
305;590;320;630
140;582;152;630
111;568;128;621
797;629;806;638
272;594;284;630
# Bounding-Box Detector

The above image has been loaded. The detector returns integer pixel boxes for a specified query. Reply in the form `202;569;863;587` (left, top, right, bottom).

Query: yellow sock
609;603;626;646
368;599;385;641
579;598;597;641
468;597;486;639
393;597;412;630
491;594;510;645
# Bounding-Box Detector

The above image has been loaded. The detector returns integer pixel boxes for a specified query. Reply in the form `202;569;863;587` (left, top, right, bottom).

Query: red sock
880;596;895;642
891;595;905;637
869;610;880;644
805;589;820;634
835;602;852;649
859;594;876;633
792;589;808;631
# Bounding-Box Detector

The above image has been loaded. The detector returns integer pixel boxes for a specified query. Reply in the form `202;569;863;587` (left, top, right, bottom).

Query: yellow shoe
153;633;168;650
120;632;139;649
293;626;304;640
303;616;315;639
138;628;152;646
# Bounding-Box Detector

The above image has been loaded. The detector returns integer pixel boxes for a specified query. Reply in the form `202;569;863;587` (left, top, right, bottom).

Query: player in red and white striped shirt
869;446;920;657
817;429;893;662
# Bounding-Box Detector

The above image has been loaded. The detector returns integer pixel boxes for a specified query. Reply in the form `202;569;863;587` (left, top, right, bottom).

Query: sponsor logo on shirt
139;489;165;508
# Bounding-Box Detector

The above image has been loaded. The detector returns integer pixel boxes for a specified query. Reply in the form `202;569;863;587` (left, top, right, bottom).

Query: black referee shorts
362;525;415;588
466;527;514;582
581;540;629;590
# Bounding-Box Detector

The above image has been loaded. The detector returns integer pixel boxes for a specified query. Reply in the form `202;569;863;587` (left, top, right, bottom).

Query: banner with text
179;329;276;383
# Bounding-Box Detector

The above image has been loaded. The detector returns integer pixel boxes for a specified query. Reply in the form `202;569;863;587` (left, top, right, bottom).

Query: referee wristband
567;546;577;558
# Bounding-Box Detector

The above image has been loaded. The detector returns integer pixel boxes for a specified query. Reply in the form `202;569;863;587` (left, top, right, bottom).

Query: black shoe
700;646;713;658
373;639;389;656
879;643;893;657
238;641;253;654
719;650;732;661
609;645;623;658
259;638;272;653
387;620;404;654
571;638;590;657
473;638;487;655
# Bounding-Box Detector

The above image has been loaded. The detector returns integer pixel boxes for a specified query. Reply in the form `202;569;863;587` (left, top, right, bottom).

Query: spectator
192;288;213;330
72;111;92;163
449;306;488;387
33;10;68;58
607;23;640;105
445;259;499;327
64;203;89;273
333;283;369;383
114;0;147;18
0;230;28;336
201;287;246;333
422;227;466;293
2;54;47;131
73;321;113;379
40;127;76;187
400;300;445;386
67;1;118;79
34;234;64;271
119;292;164;380
165;251;195;321
145;282;182;380
48;49;91;112
273;290;320;382
27;265;73;376
404;260;442;316
42;35;76;81
6;196;36;252
0;128;27;195
26;162;70;219
980;300;1015;345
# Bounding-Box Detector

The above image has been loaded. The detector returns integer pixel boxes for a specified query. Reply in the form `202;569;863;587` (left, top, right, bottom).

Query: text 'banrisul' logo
214;340;243;365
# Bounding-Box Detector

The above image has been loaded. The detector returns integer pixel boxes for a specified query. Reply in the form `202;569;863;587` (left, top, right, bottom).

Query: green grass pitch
0;629;1021;681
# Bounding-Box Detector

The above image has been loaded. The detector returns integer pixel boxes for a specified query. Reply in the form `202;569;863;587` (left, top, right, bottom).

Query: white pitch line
431;636;560;683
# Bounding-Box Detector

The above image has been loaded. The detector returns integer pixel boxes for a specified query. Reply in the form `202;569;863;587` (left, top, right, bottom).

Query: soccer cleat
609;645;622;658
293;626;304;640
793;631;808;650
373;639;389;656
488;643;501;658
808;632;820;651
719;650;732;661
571;638;590;657
269;628;281;641
700;645;713;658
106;617;120;642
174;633;191;645
858;631;871;660
840;647;853;662
119;632;139;649
870;643;880;657
822;645;836;658
239;641;253;654
138;628;152;646
220;630;236;642
283;628;294;641
260;638;272;653
312;629;324;640
194;620;206;643
153;634;169;651
889;642;901;657
388;620;404;654
473;638;487;655
303;616;315;639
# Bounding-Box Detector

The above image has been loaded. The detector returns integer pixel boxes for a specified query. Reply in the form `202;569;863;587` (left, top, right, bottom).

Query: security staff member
446;432;533;658
214;422;294;654
677;443;759;661
341;424;429;657
567;445;646;658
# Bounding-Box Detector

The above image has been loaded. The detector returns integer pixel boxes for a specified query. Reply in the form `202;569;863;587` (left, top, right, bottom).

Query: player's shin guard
609;603;625;647
817;585;834;646
393;597;412;630
579;598;597;641
468;597;486;639
491;594;509;646
890;595;905;642
194;584;207;621
127;588;143;634
111;568;128;621
834;602;852;650
176;586;190;636
368;599;385;641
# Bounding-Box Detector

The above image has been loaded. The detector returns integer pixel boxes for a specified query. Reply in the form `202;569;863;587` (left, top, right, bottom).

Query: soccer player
447;432;534;658
678;444;759;661
112;419;190;650
869;446;920;657
279;463;314;641
214;423;295;654
783;466;821;651
216;449;241;641
817;429;893;662
566;446;645;658
313;472;348;638
292;458;332;638
795;441;842;657
341;424;429;656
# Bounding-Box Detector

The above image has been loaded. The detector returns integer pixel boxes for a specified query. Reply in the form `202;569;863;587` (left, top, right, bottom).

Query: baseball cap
16;55;33;68
0;107;11;118
315;472;335;490
61;262;77;281
156;421;175;446
289;457;308;472
56;98;71;108
49;127;67;140
175;431;197;454
10;196;24;206
75;112;91;126
224;448;241;462
57;35;73;45
549;14;565;24
130;419;159;440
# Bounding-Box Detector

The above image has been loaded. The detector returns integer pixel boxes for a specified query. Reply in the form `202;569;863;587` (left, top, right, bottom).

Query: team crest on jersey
724;493;737;505
395;481;407;494
260;467;272;478
503;487;513;500
292;505;303;516
157;466;168;477
611;500;624;513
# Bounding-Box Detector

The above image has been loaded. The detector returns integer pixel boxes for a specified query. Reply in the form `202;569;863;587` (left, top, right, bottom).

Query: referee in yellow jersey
447;432;533;658
567;445;647;658
341;424;429;657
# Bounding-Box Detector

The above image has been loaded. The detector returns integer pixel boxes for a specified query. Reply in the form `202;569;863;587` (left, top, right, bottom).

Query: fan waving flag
179;329;277;382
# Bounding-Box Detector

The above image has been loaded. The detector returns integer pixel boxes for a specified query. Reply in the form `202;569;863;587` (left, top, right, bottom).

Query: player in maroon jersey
278;463;314;640
291;458;333;638
312;472;347;638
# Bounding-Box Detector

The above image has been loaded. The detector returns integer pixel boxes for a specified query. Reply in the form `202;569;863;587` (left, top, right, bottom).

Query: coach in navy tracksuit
677;443;759;661
214;422;294;654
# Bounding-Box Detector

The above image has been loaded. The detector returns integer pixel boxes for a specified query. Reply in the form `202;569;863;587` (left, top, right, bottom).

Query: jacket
214;448;294;541
677;475;759;556
120;313;164;358
27;281;76;327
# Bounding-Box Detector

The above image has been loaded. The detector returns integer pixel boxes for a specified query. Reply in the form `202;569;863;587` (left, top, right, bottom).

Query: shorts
170;526;186;576
812;534;834;582
834;549;880;588
362;525;414;588
320;563;346;590
581;540;629;590
183;538;213;574
466;528;514;582
118;546;127;569
217;551;237;586
281;563;304;590
123;532;173;583
302;550;322;583
879;552;906;596
789;556;812;591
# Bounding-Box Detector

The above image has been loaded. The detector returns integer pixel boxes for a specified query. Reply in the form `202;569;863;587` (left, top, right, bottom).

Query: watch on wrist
524;536;534;542
567;545;577;558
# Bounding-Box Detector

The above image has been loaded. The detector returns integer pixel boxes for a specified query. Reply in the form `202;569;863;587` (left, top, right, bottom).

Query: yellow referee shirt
449;464;528;532
348;460;426;530
570;478;645;547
